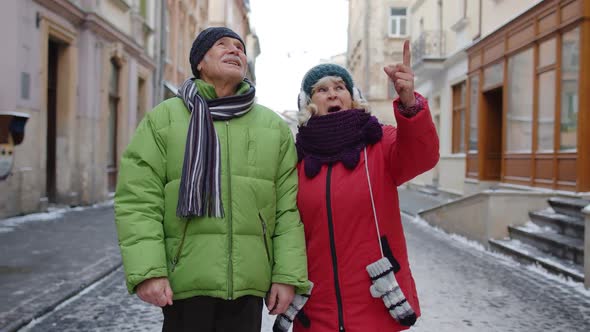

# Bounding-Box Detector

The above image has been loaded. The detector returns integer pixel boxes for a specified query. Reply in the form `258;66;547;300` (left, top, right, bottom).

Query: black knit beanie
189;27;246;77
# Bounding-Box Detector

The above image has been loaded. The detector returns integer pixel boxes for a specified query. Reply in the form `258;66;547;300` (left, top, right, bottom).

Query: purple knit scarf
295;109;383;178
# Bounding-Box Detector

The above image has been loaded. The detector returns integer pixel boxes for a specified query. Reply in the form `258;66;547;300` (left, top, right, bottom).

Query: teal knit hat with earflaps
298;63;366;112
302;63;354;97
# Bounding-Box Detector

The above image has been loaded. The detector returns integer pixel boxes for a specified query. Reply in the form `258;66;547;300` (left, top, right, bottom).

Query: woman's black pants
162;295;263;332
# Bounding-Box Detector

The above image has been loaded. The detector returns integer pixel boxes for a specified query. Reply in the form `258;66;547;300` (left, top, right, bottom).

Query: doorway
107;59;121;193
46;40;59;202
482;88;503;180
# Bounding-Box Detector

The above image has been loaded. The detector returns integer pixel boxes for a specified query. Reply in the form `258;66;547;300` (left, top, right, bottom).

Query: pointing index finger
403;40;411;67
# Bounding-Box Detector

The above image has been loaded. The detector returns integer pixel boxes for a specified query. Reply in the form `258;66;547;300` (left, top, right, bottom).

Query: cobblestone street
14;207;590;332
404;213;590;332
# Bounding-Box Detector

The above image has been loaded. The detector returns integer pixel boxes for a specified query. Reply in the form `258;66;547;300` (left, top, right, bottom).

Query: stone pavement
404;213;590;332
0;186;454;332
0;205;121;332
17;267;282;332
5;186;590;332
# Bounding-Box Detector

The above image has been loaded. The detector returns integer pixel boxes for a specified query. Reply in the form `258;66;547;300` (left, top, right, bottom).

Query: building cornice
34;0;156;70
84;13;156;70
34;0;85;25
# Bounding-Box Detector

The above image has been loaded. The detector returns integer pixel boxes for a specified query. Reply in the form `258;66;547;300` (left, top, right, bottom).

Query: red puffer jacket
294;100;439;332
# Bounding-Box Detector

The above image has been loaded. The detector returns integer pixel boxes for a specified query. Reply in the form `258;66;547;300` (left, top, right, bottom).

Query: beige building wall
408;0;541;195
348;0;413;125
98;0;133;35
481;0;544;37
0;0;157;218
163;0;202;89
207;0;258;82
163;0;259;92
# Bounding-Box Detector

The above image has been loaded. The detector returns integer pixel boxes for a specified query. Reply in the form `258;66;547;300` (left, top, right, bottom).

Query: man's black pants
162;295;263;332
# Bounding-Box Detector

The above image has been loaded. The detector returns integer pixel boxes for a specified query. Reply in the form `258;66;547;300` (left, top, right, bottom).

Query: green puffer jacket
114;80;309;300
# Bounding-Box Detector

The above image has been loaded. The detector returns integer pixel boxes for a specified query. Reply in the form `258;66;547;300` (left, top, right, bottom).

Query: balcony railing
412;30;446;67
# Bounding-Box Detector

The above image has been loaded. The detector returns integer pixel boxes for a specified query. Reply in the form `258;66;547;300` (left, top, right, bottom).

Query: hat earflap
298;90;310;112
352;86;367;105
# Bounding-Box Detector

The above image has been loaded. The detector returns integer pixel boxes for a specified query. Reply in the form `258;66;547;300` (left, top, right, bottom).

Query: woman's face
310;77;353;116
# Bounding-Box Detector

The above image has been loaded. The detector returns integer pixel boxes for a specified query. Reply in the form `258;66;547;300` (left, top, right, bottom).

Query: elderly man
114;27;310;332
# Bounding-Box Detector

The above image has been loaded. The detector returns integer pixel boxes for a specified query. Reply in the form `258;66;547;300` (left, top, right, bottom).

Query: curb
1;262;122;332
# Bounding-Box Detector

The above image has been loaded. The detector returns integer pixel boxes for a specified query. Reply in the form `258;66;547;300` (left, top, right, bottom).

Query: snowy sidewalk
0;203;121;332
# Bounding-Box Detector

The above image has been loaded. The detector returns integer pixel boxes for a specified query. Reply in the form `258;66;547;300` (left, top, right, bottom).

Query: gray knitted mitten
273;282;314;332
366;257;416;326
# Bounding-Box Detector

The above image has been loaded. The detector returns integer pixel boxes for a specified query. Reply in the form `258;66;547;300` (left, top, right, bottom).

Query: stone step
489;238;584;282
508;224;584;265
528;209;585;239
548;197;590;219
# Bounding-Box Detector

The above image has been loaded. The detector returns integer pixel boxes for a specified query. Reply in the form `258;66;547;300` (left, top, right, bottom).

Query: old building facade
161;0;259;99
354;0;590;195
347;0;413;125
0;0;258;218
408;0;590;195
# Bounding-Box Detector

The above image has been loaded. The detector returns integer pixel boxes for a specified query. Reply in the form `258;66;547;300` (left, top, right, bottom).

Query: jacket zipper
171;220;189;272
259;212;271;262
326;165;346;332
225;121;234;300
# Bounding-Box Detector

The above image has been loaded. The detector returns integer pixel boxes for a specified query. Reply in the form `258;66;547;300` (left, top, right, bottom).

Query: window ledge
388;34;409;40
450;17;470;32
443;153;466;159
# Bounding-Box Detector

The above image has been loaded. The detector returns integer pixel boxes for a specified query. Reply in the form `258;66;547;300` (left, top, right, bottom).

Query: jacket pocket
259;212;271;262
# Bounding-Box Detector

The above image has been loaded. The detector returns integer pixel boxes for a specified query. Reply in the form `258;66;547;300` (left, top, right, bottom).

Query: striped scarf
176;78;256;218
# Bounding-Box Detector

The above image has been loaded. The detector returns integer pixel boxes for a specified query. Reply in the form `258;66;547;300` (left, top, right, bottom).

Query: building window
537;70;555;152
389;7;408;37
452;81;467;154
507;48;534;153
535;37;557;152
483;62;503;89
560;27;579;151
468;75;479;152
165;7;171;63
108;59;120;192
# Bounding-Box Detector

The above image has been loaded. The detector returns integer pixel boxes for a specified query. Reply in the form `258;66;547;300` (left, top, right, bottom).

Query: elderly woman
288;41;439;332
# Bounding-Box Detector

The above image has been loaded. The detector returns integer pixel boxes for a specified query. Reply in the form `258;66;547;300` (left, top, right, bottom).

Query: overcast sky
249;0;349;113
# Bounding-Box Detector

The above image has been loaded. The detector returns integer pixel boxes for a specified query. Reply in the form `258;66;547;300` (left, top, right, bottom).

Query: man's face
198;37;247;85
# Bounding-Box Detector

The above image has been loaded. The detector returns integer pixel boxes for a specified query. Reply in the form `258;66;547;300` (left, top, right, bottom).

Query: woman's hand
384;40;416;107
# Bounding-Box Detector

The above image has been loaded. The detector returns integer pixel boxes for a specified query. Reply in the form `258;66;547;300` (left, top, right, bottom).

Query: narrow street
7;196;589;332
404;213;590;332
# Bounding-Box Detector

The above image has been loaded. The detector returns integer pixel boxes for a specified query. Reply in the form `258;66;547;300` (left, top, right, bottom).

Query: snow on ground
405;213;590;297
519;221;555;233
0;200;114;234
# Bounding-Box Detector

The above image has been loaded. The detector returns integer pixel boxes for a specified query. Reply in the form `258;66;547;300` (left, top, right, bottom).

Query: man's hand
136;277;174;307
384;40;416;107
266;283;295;315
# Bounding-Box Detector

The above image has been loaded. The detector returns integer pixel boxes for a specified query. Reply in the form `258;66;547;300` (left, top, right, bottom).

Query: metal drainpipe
478;0;482;39
364;0;370;98
438;0;444;57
